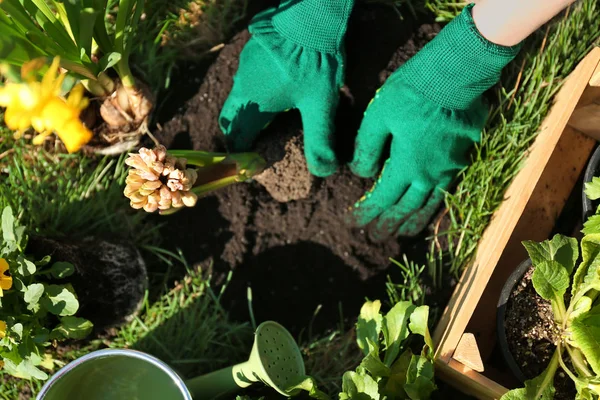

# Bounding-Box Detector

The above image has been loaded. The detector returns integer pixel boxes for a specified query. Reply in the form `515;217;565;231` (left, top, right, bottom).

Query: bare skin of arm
472;0;577;46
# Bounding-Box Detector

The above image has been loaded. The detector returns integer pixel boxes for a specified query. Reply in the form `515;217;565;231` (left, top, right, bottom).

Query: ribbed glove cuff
399;4;521;110
270;0;355;53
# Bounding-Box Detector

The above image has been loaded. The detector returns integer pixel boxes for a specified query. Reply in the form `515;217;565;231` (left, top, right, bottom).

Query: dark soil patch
150;4;444;335
504;265;575;399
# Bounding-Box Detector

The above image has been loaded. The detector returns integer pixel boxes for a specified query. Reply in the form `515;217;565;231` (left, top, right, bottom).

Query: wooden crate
432;47;600;399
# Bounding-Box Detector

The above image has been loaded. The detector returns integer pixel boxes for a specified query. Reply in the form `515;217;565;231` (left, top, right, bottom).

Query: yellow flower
0;258;12;297
0;57;93;153
0;320;6;339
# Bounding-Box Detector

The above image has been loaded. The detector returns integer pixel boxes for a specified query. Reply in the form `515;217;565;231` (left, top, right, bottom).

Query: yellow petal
0;259;8;275
67;84;89;111
41;57;61;95
32;130;53;145
0;320;6;339
55;119;93;153
0;275;12;291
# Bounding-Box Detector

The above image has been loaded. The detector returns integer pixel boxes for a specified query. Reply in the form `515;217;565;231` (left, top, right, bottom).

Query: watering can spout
185;361;256;400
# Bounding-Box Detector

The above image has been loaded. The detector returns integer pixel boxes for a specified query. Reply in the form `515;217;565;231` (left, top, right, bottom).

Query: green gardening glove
350;4;521;239
219;0;354;177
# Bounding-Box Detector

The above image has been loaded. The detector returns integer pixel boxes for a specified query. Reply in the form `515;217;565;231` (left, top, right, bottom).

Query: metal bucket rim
36;348;193;400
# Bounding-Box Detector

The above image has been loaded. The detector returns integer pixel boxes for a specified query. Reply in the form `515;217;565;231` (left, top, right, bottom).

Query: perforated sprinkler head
186;321;306;399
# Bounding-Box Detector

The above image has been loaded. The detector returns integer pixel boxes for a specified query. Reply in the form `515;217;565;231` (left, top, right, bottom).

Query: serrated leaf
285;375;330;400
570;304;600;375
41;285;79;316
532;260;570;301
23;283;44;311
523;234;578;274
500;353;557;400
356;300;383;355
572;234;600;298
382;301;416;366
52;317;93;340
49;262;75;279
585;177;600;201
2;207;15;243
404;355;436;400
583;215;600;235
339;371;380;400
16;255;36;276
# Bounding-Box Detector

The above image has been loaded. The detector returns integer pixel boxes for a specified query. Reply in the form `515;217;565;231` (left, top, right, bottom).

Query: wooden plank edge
436;358;508;400
433;48;600;362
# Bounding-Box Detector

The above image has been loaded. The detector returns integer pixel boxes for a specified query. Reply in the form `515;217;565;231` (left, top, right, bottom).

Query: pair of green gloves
219;0;520;239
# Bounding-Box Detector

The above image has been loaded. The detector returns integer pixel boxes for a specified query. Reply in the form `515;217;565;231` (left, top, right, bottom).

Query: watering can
37;321;306;399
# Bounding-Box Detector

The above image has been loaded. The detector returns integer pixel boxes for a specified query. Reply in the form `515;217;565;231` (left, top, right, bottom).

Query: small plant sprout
501;234;600;399
124;145;266;213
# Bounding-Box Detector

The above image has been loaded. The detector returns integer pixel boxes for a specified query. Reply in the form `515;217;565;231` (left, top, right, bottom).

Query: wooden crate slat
436;358;508;399
433;48;600;363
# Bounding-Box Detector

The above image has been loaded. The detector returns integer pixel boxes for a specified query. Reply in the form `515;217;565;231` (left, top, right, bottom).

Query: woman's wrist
472;0;576;47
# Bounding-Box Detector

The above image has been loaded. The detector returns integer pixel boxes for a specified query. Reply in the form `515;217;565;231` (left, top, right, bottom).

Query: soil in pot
150;4;447;336
504;264;575;399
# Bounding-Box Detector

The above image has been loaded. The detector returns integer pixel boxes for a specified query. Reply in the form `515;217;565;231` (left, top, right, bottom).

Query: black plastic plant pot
496;258;532;384
582;145;600;221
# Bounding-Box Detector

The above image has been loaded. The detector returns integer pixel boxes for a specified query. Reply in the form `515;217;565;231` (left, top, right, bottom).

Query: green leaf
570;296;593;321
385;350;412;398
49;262;75;279
500;352;558;400
16;255;36;276
523;235;579;274
2;357;48;380
408;305;434;356
23;283;44;311
339;371;380;400
570;304;600;374
360;347;391;378
585;177;600;201
404;355;436;400
572;234;600;298
11;323;23;340
356;300;383;356
98;51;121;72
583;215;600;236
77;8;98;58
382;301;416;366
2;207;15;243
531;260;570;301
41;285;79;316
285;376;331;400
52;317;93;340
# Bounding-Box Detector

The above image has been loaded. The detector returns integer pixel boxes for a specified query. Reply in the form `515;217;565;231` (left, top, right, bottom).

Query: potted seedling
497;233;600;399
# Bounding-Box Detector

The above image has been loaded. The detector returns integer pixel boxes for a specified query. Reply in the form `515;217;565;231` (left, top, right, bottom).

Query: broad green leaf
36;255;51;267
523;235;578;274
52;317;93;340
408;305;434;356
356;300;383;355
583;215;600;236
572;234;600;298
570;296;593;321
285;375;331;400
2;357;48;380
50;262;75;279
98;51;121;72
339;371;380;400
585;177;600;201
11;323;23;340
382;301;416;366
23;283;44;310
360;347;390;378
570;304;600;374
404;355;436;400
385;350;412;397
500;353;558;400
2;207;15;243
41;285;79;316
16;255;36;276
531;260;570;301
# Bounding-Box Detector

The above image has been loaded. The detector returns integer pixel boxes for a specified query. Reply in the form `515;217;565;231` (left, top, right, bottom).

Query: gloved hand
350;4;521;239
219;0;354;177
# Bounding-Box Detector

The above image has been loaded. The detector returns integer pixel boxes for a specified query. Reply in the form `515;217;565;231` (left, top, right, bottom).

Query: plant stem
565;344;593;377
536;350;560;398
557;345;583;384
115;59;136;88
552;295;568;324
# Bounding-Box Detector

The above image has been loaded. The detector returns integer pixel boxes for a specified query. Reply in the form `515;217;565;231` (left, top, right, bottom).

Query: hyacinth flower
0;57;92;152
0;0;152;146
124;145;266;213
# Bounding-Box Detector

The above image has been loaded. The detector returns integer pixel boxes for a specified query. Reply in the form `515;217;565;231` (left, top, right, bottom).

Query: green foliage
502;234;600;399
0;206;92;381
339;300;436;400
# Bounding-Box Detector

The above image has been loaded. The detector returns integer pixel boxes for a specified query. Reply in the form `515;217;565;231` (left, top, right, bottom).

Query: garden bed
151;3;445;335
